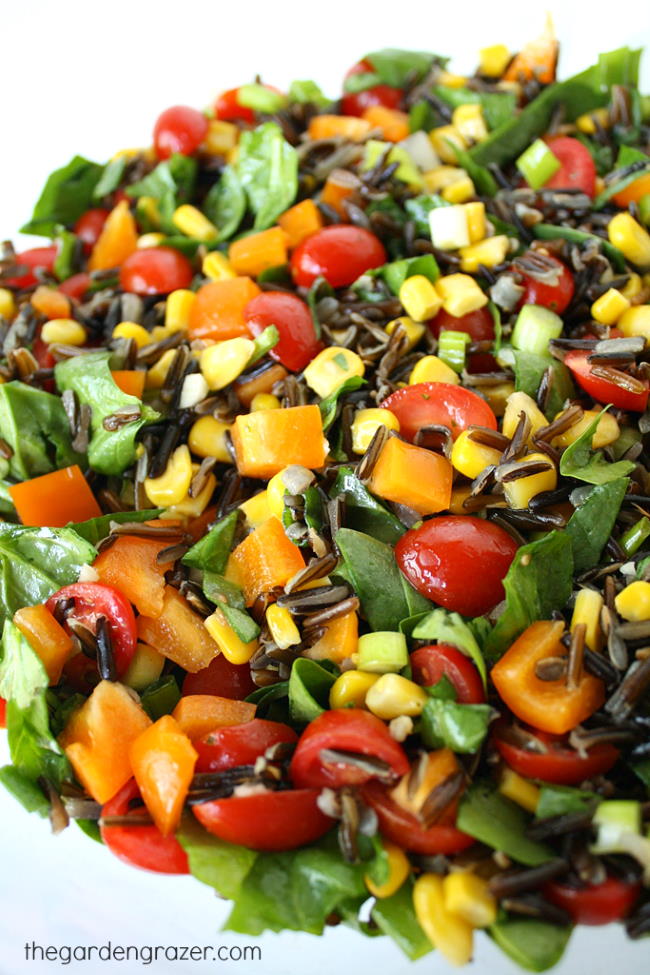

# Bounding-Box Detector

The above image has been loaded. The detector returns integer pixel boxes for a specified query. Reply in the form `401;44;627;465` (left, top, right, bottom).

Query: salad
1;20;650;970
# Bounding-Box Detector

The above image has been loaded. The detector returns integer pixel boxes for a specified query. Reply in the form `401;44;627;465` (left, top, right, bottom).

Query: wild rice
95;615;117;681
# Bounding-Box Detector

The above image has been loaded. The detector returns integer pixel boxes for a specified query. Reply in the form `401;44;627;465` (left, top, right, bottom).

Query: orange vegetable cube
228;227;288;277
111;370;145;399
231;404;328;480
391;748;462;818
9;465;102;527
88;200;138;271
362;106;410;143
308;115;372;142
230;517;305;606
278;199;323;249
321;169;361;218
187;277;261;342
137;585;220;672
234;362;288;407
94;533;176;618
14;604;74;685
367;437;453;516
31;286;71;320
613;172;650;208
130;715;197;835
172;694;256;740
303;610;358;663
503;18;558;85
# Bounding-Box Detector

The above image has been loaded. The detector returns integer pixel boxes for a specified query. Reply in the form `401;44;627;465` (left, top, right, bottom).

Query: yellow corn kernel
481;381;515;417
591;288;630;326
200;337;254;391
227;145;240;167
239;490;271;528
442;175;475;205
503;451;557;509
137;195;161;229
303;346;365;399
365;842;411;899
165;289;196;332
365;673;428;721
204;609;258;665
608;213;650;268
113;321;151;348
266;604;301;650
621;273;643;301
409;355;459;385
452;104;488;144
576;108;610;134
111;147;142;162
0;288;16;320
448;486;472;514
386;315;426;349
188;415;232;463
459;235;509;273
553;409;620;450
435;273;487;317
615;580;650;622
137;232;166;249
618;305;650;340
250;393;281;411
329;670;380;709
437;71;468;89
398;276;442;323
443;872;498;929
451;428;502;479
498;767;540;814
144;445;193;507
172;204;218;242
571;588;604;652
351;409;400;455
146;348;177;390
413;874;474;967
266;469;289;520
429;125;468;165
203;119;239;155
422;165;466;194
164;465;216;519
479;44;511;77
40;318;86;346
464;201;487;244
202;252;237;281
502;391;548;441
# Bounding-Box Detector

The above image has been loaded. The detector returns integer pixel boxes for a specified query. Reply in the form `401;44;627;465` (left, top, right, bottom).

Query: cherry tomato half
182;653;256;700
290;226;387;289
0;697;6;728
244;291;322;372
564;349;649;413
411;645;485;704
214;87;255;124
381;382;497;443
58;272;92;300
544;875;640;925
192;788;333;851
493;730;619;785
119;247;193;296
46;582;137;677
5;246;58;290
396;516;519;618
74;208;110;254
341;59;403;117
153;106;208;160
361;781;474;855
515;253;575;314
290;709;410;790
429;306;497;373
543;136;597;198
195;719;298;774
101;779;189;874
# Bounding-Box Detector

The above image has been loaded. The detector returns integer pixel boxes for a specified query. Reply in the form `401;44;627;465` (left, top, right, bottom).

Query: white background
1;1;650;972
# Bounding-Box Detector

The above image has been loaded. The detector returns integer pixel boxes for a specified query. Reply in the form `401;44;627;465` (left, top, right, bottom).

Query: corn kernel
429;125;468;165
576;108;610;134
250;393;281;411
442;175;475;204
413;875;474;967
113;321;151;348
329;670;380;709
365;673;428;721
503;451;557;508
165;289;196;332
435;274;487;317
409;355;459;385
137;232;166;248
618;305;650;340
172;204;218;242
608;213;650;268
479;44;511;77
200;337;255;390
423;165;466;194
164;464;216;519
385;316;426;350
591;288;630;326
205;609;257;665
571;588;604;652
464;201;487;244
615;580;650;622
365;841;411;899
443;872;498;929
452;104;488;144
451;428;502;479
202;252;236;281
621;273;643;301
459;235;509;273
40;318;87;346
303;346;365;399
146;348;177;389
239;490;271;528
481;381;515;417
266;604;301;650
267;469;288;520
437;71;468;89
111;147;142;161
144;445;193;506
0;288;16;320
498;767;540;814
502;391;547;441
398;276;442;323
350;408;400;454
552;409;620;450
188;415;232;463
203;119;239;155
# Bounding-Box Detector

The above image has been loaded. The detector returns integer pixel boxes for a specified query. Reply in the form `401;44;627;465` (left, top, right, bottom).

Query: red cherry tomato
380;382;497;442
244;292;323;372
195;719;298;774
192;788;333;851
291;226;387;289
428;306;497;373
153;105;208;160
214;87;255;123
361;781;474;855
564;349;649;412
182;653;256;700
515;253;575;314
290;709;410;790
58;272;91;300
100;779;189;874
5;246;58;290
341;59;403;117
410;645;485;704
46;582;137;677
543;136;597;198
119;247;193;296
396;516;518;618
74;208;109;254
0;697;6;728
544;875;640;925
493;730;619;785
32;335;56;370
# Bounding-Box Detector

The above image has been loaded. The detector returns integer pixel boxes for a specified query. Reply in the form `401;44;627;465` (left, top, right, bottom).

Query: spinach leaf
306;276;333;339
318;375;366;432
203;572;246;611
237;123;298;231
288;657;337;724
565;478;629;573
248;325;279;365
203;165;247;242
288;80;331;108
532;223;626;272
72;508;162;546
178;817;257;899
420;697;493;752
560;409;636;484
126;154;197;233
453;145;499;197
220;604;260;643
489;919;572;973
182;509;239;574
0;619;48;710
433;86;517;131
140;676;181;722
53;228;78;281
404;194;450;235
55;351;159;475
0;765;49;816
93;156;126;200
411;608;487;687
245;680;290;721
372;253;440;293
347;50;444;91
330;468;404;544
513;351;575;420
457;781;553;866
0;381;81;480
21;156;104;236
372;882;433;960
536;784;598;820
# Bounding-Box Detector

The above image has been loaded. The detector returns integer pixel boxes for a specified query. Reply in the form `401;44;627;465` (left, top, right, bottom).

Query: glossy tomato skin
429;306;497;373
290;709;410;789
101;779;189;874
362;781;474;855
244;292;323;372
119;247;193;295
516;254;575;314
182;653;256;700
565;350;649;412
0;697;6;728
381;383;497;442
46;582;137;677
5;246;58;290
74;208;110;254
291;226;386;289
341;60;403;117
544;136;597;198
153;105;208;160
192;788;333;851
544;876;640;925
396;516;519;618
411;645;485;704
58;272;91;300
195;719;298;774
494;731;619;785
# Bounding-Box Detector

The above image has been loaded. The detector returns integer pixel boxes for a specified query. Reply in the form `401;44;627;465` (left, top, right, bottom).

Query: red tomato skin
291;226;387;289
5;247;58;290
515;254;575;314
341;60;403;117
410;645;485;704
244;292;323;372
182;653;256;700
544;876;640;925
564;350;649;412
543;137;597;198
362;782;474;855
429;306;497;373
192;789;333;851
101;779;189;874
215;88;254;123
493;733;619;785
153;106;208;160
290;709;410;790
396;516;518;618
58;272;91;300
119;247;193;296
381;383;497;442
74;209;110;254
46;582;137;677
195;719;298;773
0;697;6;728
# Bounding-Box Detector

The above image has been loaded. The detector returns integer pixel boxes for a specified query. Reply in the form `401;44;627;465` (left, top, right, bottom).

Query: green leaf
288;657;337;724
306;275;333;339
457;781;554;866
0;381;82;481
288;80;330;108
53;228;78;281
513;351;576;420
182;509;239;574
532;223;626;272
536;785;598;819
203;572;246;611
0;619;48;709
248;325;279;365
330;468;404;544
411;608;487;687
431;86;517;131
372;881;433;960
631;758;650;791
237;84;287;113
93;156;126;200
71;508;162;546
21;156;104;236
489;919;572;972
565;478;629;573
361;49;444;89
404;194;450;235
203;166;247;242
139;676;181;722
452;145;499;197
178;817;257;899
560;409;636;484
318;376;366;432
127;155;197;233
373;253;440;294
0;765;49;816
220;603;260;643
76;819;102;843
245;680;290;721
421;697;493;752
237;123;298;231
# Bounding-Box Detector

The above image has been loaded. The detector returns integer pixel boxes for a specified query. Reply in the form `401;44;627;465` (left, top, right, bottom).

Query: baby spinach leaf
93;156;126;200
53;228;78;281
457;780;553;866
330;468;404;544
0;765;49;816
489;918;572;973
220;604;260;643
72;508;162;546
0;619;48;710
513;351;575;420
354;49;444;90
288;79;330;108
21;155;104;236
203;572;246;611
374;253;440;293
127;154;197;233
0;381;81;480
140;676;181;722
245;680;290;722
372;881;433;959
411;608;487;687
560;409;636;484
288;658;337;724
178;817;258;900
404;194;450;235
453;145;499;196
182;509;239;574
237;123;298;231
203;165;247;242
565;478;629;573
248;325;279;365
318;376;366;431
535;784;598;820
420;698;493;752
432;86;517;131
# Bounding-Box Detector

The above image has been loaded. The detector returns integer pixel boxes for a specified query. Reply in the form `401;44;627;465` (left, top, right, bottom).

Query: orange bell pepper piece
187;277;261;342
367;437;453;516
59;680;152;803
362;106;410;143
231;404;328;480
308;115;372;142
137;585;220;673
613;171;650;208
172;694;256;740
230;516;305;606
31;286;71;320
111;370;145;399
321;169;361;218
234;362;288;407
391;748;462;820
130;715;197;835
228;227;288;277
503;17;558;86
9;465;102;527
88;200;138;271
14;604;74;685
93;534;176;618
278;199;323;249
491;620;605;735
303;610;359;663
